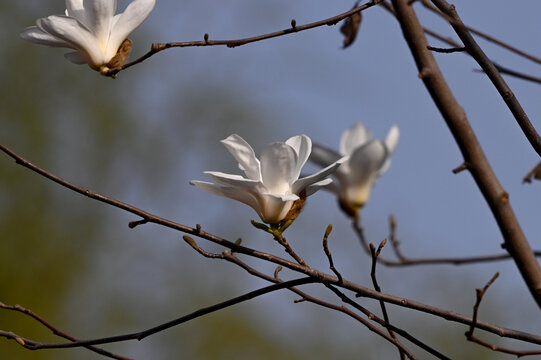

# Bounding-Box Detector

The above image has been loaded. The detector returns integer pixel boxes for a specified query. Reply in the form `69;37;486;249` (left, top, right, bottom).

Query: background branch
389;0;541;307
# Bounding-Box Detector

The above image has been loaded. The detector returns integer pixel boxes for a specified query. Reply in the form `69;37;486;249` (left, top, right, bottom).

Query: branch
322;225;343;283
2;143;541;346
0;302;131;360
109;0;385;76
465;274;541;357
328;285;452;360
0;278;315;350
183;237;421;359
421;0;541;66
353;217;541;266
427;0;541;156
369;240;406;360
380;1;541;85
389;0;541;307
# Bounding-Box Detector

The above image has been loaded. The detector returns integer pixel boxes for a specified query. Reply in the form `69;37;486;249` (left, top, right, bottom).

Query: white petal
385;125;400;154
204;171;264;191
108;0;155;57
37;15;106;68
340;123;372;156
258;194;295;224
190;181;264;219
65;0;86;23
221;134;261;181
82;0;116;54
285;134;311;181
64;51;88;64
260;142;297;194
305;178;333;196
348;140;388;185
309;143;341;168
20;26;72;47
292;156;348;194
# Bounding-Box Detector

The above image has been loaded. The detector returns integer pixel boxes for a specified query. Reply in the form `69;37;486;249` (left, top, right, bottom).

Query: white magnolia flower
191;134;347;225
20;0;155;73
310;123;399;215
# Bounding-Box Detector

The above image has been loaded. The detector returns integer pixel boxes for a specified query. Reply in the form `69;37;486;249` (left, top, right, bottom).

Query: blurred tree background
1;1;540;359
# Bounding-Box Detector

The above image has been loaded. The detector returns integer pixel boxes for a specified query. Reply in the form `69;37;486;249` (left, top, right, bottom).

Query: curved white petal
348;140;388;185
82;0;116;52
37;15;105;67
340;123;372;156
285;134;311;181
305;178;333;196
292;156;348;194
221;134;261;181
309;143;341;168
260;142;297;194
385;125;400;154
204;171;264;191
20;26;72;47
64;51;88;64
65;0;85;23
190;181;264;219
258;194;295;224
108;0;155;57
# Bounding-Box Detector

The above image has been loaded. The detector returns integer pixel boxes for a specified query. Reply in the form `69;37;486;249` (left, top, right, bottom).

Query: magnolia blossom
191;134;347;225
20;0;155;72
310;123;399;214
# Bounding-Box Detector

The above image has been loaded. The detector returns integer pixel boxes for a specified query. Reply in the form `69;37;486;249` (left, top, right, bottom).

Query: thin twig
464;273;541;356
352;218;541;266
0;278;316;350
322;225;343;283
274;233;306;266
109;0;385;76
427;0;541;156
190;245;420;359
421;0;541;66
0;302;131;360
327;284;451;360
369;240;406;360
380;1;541;85
427;45;465;53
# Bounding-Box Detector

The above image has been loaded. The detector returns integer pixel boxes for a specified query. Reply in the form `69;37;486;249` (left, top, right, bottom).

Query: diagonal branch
389;0;541;307
2;143;541;345
380;2;541;85
110;0;385;76
0;277;316;350
428;0;541;156
0;302;131;360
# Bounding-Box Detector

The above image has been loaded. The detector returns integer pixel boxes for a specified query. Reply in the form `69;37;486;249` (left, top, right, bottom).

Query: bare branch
465;274;541;357
2;143;541;345
389;0;541;307
322;224;343;283
0;302;131;360
523;162;541;184
109;0;385;76
380;1;541;85
329;285;451;360
427;0;541;156
0;278;316;350
369;240;406;360
427;45;465;53
421;0;541;66
353;217;541;266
